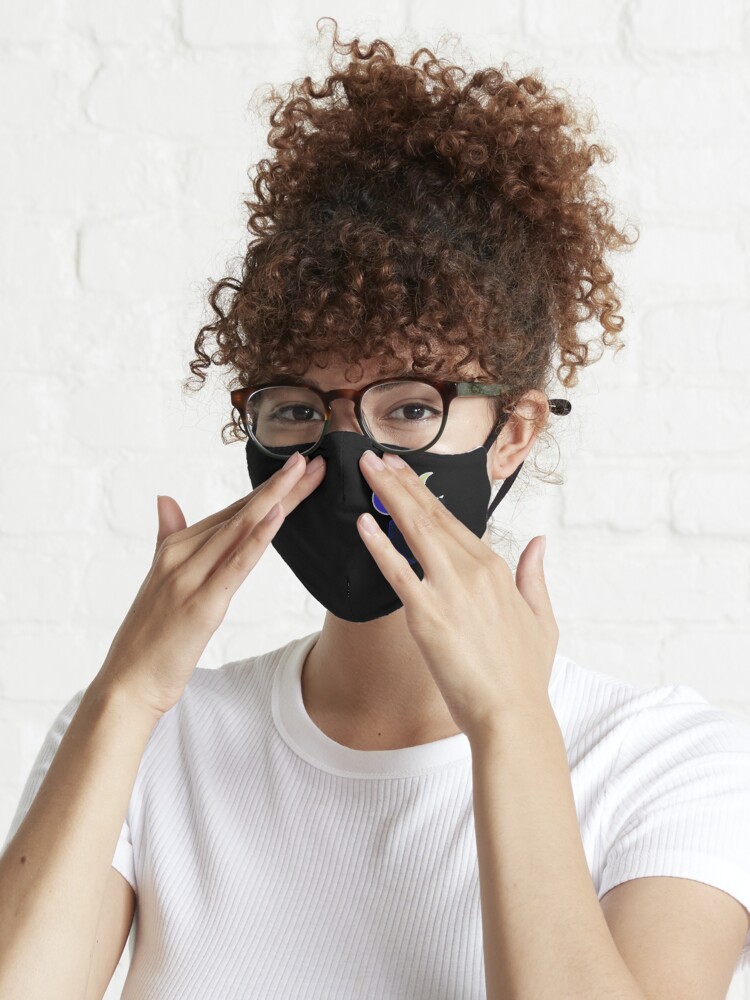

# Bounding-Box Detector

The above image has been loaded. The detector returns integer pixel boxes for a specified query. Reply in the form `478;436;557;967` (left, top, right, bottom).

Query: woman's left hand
356;448;560;743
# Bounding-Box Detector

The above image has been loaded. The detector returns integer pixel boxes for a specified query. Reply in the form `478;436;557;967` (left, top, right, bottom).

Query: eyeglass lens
245;381;469;454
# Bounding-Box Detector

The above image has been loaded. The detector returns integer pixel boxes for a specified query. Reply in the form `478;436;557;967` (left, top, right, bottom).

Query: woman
3;19;750;1000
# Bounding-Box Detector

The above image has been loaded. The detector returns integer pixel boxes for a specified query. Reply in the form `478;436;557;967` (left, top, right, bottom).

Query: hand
355;449;559;743
96;451;326;719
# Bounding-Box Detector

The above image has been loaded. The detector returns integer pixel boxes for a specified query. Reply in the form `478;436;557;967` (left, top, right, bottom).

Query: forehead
301;352;486;390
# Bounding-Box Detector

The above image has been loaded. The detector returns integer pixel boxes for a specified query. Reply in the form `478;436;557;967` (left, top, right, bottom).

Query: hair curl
183;18;638;532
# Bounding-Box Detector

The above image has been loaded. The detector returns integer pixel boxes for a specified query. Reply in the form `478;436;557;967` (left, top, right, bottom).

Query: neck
301;607;464;750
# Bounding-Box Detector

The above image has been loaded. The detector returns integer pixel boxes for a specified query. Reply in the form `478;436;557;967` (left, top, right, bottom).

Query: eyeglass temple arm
455;383;572;416
549;399;572;414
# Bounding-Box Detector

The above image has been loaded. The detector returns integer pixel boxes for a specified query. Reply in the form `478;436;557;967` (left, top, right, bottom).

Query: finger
155;495;188;555
516;535;557;621
191;453;326;551
175;491;255;543
169;451;325;550
176;454;302;544
197;452;326;600
358;451;483;574
199;490;289;603
184;452;325;584
356;511;429;611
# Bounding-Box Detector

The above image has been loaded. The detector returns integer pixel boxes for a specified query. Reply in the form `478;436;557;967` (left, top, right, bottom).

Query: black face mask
245;419;523;623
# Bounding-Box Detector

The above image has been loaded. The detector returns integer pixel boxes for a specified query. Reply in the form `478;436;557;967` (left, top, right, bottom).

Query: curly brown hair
183;18;638;494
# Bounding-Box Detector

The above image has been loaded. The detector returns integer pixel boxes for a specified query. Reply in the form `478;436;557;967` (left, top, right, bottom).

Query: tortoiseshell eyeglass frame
230;377;572;458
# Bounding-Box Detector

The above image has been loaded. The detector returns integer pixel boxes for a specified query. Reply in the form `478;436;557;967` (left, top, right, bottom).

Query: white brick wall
1;3;748;997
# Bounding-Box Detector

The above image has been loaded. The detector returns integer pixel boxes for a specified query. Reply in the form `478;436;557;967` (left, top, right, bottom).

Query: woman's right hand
94;450;326;719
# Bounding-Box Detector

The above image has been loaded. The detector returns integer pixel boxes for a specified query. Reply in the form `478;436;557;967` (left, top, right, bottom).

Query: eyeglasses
230;377;572;458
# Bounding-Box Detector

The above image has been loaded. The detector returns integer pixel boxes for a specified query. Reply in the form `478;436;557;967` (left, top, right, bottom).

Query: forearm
0;676;161;1000
470;702;646;1000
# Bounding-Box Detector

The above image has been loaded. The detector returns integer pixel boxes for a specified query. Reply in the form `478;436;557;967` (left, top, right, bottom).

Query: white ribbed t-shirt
5;630;750;998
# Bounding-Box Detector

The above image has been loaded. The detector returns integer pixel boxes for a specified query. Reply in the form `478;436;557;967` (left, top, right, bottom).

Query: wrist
466;696;558;749
88;669;167;727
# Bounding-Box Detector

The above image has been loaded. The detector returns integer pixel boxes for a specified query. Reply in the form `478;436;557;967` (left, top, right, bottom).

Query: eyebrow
290;374;412;391
287;376;355;391
284;376;327;391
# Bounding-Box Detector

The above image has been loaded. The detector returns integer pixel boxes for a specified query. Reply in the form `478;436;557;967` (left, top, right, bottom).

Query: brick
561;463;670;530
551;545;747;623
0;373;75;456
61;371;169;453
0;135;182;217
549;631;665;690
672;469;750;536
181;0;302;46
663;630;750;703
630;0;744;53
0;455;102;534
0;294;192;381
574;386;750;457
592;63;746;141
66;0;177;45
78;215;238;298
0;625;95;702
0;698;81;787
0;42;95;131
86;50;275;142
627;226;744;299
0;0;64;42
640;302;750;378
76;536;156;624
637;142;747;225
526;0;623;47
0;217;76;298
184;146;266;225
0;537;86;624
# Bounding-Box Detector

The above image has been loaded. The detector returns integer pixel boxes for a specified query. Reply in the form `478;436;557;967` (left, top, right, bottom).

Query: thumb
515;534;554;619
154;495;188;557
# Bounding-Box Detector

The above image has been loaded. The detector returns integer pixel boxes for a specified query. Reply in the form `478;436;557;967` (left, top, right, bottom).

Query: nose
324;398;362;435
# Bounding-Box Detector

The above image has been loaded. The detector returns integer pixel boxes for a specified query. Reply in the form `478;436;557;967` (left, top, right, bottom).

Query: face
297;353;546;485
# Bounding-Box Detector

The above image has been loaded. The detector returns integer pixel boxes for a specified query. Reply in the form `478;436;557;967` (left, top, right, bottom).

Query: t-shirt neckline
272;630;471;778
272;629;563;778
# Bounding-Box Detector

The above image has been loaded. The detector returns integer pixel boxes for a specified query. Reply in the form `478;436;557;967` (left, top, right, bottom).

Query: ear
487;390;548;482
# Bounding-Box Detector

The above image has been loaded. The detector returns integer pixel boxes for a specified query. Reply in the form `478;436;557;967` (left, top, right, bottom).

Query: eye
385;404;441;422
269;405;324;423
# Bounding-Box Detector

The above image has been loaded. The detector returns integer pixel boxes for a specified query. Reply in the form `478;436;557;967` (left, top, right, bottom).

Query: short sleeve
2;687;137;893
598;684;750;974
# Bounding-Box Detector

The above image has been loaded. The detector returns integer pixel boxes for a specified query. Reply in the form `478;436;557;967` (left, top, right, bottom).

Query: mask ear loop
482;412;524;521
482;395;573;520
487;461;524;519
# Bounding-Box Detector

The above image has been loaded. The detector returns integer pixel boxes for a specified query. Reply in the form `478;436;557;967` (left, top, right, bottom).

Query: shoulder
552;652;750;840
159;650;276;732
550;650;750;773
153;632;310;741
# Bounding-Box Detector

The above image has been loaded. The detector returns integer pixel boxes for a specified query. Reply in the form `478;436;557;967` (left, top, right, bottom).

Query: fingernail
360;513;378;535
305;455;324;475
540;535;547;558
263;501;282;522
382;452;406;469
361;449;385;470
282;451;300;471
